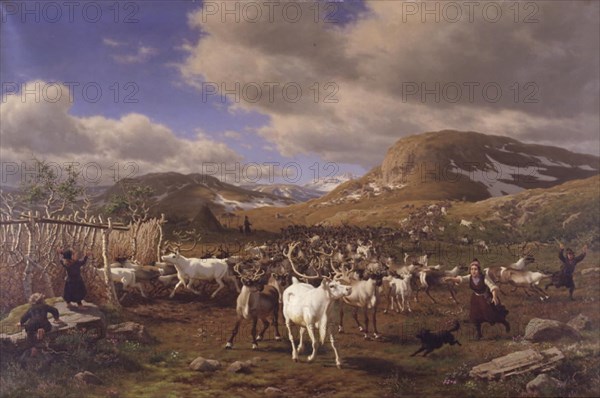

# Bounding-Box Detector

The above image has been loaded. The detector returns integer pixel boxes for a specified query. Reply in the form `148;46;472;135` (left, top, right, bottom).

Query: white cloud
113;46;158;64
0;81;243;185
102;38;125;47
180;1;600;167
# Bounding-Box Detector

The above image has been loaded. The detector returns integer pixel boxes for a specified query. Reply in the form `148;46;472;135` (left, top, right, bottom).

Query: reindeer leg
338;303;345;333
251;317;259;349
226;317;242;349
169;279;185;298
329;331;342;369
286;321;298;362
372;307;380;339
448;285;459;304
257;318;269;342
297;327;306;354
210;278;226;298
425;286;437;304
306;324;318;362
273;303;282;341
363;308;369;338
352;307;364;333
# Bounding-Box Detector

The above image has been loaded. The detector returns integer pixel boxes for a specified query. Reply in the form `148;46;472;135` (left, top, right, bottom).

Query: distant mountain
96;172;296;230
242;184;323;203
243;130;599;233
317;130;599;206
303;172;356;193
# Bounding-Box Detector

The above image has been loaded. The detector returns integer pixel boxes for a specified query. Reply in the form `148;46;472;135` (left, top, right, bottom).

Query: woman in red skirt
448;259;510;340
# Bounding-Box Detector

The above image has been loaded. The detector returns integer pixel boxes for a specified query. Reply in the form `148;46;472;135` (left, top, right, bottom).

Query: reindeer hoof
252;344;258;350
336;363;342;369
338;326;344;334
383;309;388;314
358;326;364;332
256;335;262;341
275;336;282;341
225;343;233;349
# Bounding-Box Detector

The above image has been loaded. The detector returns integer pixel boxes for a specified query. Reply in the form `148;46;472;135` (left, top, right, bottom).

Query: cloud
180;1;600;167
0;81;243;185
102;38;125;47
112;46;158;64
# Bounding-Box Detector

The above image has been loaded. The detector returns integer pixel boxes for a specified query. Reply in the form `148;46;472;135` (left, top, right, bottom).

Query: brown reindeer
225;263;283;350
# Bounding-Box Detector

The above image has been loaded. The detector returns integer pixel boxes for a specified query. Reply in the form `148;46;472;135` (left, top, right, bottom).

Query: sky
1;0;599;187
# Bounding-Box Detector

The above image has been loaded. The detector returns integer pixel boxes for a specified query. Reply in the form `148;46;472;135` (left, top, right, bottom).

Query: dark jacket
20;303;59;333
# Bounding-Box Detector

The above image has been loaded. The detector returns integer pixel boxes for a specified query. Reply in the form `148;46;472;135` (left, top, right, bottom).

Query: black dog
410;320;461;357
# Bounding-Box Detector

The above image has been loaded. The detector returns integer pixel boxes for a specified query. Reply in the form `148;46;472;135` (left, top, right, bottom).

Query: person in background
244;216;252;235
546;243;587;300
61;249;90;308
446;259;510;340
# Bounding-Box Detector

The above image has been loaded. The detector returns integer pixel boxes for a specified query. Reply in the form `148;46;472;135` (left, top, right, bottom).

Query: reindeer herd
95;225;565;368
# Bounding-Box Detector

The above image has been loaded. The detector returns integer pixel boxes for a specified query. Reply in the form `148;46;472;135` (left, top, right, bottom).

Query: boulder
526;373;565;396
74;371;103;385
227;360;252;373
567;314;591;331
189;357;221;372
524;318;581;342
107;322;154;344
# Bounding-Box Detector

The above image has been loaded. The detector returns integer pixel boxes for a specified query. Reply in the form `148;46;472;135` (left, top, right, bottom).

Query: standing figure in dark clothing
447;259;510;340
61;249;89;307
546;243;587;300
244;216;252;235
19;293;61;351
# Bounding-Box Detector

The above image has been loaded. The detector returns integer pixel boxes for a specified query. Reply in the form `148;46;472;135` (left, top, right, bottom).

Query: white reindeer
282;277;352;369
161;252;240;298
96;267;147;300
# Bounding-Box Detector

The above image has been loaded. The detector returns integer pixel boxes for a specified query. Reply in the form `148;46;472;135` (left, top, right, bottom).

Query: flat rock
470;347;564;380
107;322;154;344
0;299;106;352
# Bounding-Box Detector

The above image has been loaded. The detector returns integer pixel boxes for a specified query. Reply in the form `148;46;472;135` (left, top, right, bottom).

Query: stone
227;360;252;373
526;373;565;396
264;386;285;396
74;371;103;385
524;318;581;342
567;314;591;331
107;322;154;344
581;267;600;276
189;356;221;372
